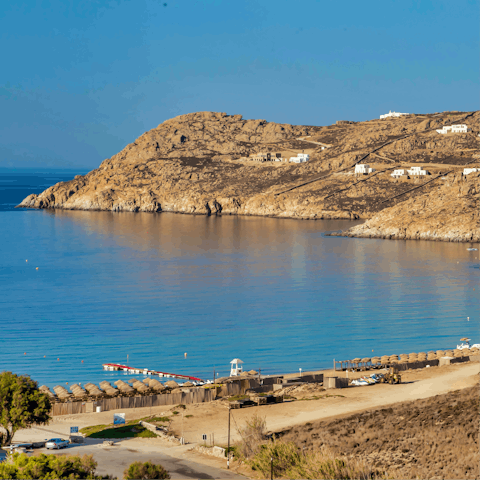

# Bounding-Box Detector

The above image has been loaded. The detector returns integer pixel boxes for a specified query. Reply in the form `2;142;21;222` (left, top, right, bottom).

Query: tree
124;461;171;479
0;452;111;479
0;371;51;446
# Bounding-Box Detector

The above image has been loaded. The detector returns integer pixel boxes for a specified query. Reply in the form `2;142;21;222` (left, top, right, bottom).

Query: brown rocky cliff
334;173;480;242
18;110;480;242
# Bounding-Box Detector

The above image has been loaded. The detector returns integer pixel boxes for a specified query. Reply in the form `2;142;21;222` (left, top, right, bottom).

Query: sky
1;0;478;170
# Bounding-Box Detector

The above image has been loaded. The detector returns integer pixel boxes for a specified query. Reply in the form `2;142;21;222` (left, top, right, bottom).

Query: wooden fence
51;388;215;416
51;402;87;416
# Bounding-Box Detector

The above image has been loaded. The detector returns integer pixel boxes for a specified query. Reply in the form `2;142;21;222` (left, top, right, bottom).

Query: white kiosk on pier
230;358;244;377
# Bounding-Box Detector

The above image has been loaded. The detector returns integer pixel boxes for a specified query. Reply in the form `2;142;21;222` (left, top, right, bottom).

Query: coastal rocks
335;174;480;242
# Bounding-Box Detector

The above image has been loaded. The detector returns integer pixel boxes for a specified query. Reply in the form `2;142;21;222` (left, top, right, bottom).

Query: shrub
235;413;267;459
0;452;109;479
250;440;383;479
124;461;170;479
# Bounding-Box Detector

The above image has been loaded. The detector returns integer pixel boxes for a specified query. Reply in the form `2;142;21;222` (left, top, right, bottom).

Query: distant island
19;110;479;243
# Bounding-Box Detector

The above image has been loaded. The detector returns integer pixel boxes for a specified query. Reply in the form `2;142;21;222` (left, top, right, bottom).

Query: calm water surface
1;172;479;388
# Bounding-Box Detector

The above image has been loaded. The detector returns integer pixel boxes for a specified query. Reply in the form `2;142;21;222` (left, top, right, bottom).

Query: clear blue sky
1;0;478;169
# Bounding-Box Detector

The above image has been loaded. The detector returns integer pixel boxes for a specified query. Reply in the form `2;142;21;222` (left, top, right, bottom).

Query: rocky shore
18;110;480;242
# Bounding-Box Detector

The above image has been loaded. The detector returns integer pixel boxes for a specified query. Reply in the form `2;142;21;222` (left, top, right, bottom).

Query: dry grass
250;441;385;479
278;383;479;479
235;414;267;459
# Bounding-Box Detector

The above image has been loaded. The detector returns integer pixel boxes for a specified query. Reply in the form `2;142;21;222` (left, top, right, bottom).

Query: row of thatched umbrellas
345;347;479;368
41;377;197;401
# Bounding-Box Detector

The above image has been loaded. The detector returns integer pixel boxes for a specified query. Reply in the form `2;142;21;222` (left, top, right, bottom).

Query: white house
230;358;243;377
436;124;469;134
289;153;310;163
407;166;429;176
391;169;408;178
380;110;409;119
355;164;375;174
464;168;479;175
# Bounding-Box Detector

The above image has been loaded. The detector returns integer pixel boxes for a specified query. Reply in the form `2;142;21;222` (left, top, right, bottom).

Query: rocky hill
18;110;480;242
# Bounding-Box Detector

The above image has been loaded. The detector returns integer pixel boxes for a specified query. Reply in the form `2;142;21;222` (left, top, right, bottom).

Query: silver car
45;438;69;449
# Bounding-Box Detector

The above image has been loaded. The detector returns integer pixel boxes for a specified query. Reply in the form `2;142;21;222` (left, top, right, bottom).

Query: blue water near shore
1;171;479;389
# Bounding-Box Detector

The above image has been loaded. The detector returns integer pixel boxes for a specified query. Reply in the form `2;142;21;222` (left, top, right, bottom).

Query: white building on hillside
436;124;469;134
290;153;310;163
464;168;479;175
391;169;408;178
380;111;409;119
407;166;429;176
355;164;375;174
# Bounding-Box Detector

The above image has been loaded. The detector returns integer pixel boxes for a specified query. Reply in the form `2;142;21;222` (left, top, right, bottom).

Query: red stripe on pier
102;363;204;382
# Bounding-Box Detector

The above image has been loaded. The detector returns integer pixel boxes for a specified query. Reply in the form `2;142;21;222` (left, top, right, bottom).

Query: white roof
230;358;244;364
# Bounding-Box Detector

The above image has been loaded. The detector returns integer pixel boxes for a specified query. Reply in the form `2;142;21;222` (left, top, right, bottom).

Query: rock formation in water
18;110;480;242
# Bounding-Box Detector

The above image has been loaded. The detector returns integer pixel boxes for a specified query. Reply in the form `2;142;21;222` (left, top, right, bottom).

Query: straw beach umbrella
427;352;437;361
436;350;445;358
469;347;479;355
380;355;390;365
114;380;135;395
389;355;398;364
444;350;454;357
417;352;427;361
351;358;361;369
131;380;150;394
84;383;105;398
145;378;166;393
53;385;71;400
408;353;418;362
164;380;179;389
39;385;56;400
99;381;119;397
371;356;381;365
70;384;87;399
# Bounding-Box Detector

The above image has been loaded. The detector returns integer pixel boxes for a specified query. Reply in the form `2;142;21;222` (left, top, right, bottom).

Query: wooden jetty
102;363;204;382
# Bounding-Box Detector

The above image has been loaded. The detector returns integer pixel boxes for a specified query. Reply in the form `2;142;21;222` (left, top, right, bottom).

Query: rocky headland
18;110;480;242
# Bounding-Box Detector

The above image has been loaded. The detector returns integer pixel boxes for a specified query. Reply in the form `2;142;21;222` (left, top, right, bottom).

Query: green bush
81;423;157;439
124;461;170;479
0;452;109;479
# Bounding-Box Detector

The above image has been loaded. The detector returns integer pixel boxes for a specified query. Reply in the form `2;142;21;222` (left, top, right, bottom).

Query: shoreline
16;202;366;222
327;231;480;243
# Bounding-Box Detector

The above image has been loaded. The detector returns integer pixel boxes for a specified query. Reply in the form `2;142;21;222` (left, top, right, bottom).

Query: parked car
6;443;32;453
45;438;69;449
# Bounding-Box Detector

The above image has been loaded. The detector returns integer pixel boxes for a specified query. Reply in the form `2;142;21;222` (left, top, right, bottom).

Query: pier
102;363;204;382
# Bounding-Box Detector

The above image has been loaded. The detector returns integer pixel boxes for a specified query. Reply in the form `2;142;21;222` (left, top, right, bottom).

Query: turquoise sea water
1;171;479;389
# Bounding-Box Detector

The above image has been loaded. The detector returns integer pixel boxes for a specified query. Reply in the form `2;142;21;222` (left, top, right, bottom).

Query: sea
1;170;479;389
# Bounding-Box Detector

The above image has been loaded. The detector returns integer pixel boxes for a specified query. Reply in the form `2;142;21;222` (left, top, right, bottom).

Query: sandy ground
11;361;479;478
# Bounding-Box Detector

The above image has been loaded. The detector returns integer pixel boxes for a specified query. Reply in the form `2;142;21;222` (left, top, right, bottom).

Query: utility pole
227;406;231;469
